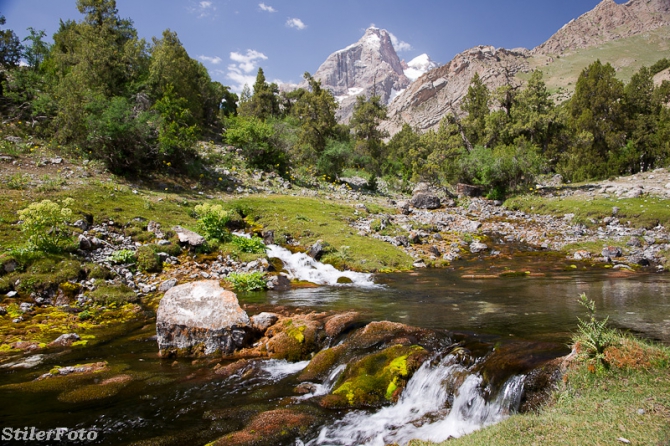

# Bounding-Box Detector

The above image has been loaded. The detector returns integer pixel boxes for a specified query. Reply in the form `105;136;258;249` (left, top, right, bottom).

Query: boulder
410;193;441;209
158;278;178;292
307;240;325;260
78;234;92;251
469;241;488;254
602;246;623;259
48;333;80;348
250;312;279;333
172;226;206;247
156;280;252;357
267;274;291;291
397;201;411;215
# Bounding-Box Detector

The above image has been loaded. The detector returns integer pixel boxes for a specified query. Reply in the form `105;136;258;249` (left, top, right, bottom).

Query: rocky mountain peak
306;27;411;122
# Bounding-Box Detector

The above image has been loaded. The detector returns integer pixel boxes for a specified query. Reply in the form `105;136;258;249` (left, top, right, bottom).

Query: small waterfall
267;245;377;287
305;354;526;446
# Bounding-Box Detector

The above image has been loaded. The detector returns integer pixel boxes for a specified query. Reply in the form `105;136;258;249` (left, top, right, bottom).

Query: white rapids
304;354;526;446
267;245;377;287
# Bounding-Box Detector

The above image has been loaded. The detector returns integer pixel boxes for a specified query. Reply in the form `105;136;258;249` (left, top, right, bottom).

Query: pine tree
350;94;389;174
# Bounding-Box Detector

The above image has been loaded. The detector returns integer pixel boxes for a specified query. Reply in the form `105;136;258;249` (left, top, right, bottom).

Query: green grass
505;194;670;229
220;196;414;272
411;335;670;446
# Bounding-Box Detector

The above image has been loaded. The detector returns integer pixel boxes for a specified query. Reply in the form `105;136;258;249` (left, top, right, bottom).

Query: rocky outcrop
307;27;411;122
156;280;252;357
381;45;530;137
533;0;670;56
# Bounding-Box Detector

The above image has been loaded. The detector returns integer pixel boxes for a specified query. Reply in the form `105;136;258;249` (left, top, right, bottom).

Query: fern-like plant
575;293;616;367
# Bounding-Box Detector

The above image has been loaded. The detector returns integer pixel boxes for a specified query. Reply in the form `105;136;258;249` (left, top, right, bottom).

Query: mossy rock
210;409;319;446
347;321;432;350
336;276;353;284
326;344;429;408
89;284;138;305
266;318;324;361
298;344;347;381
86;263;113;280
58;374;133;403
0;362;129;394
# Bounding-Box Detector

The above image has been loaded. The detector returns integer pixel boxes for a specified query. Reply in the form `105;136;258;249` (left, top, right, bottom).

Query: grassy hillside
518;26;670;100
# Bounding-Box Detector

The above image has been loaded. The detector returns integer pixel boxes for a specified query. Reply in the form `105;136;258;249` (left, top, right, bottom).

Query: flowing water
1;250;669;445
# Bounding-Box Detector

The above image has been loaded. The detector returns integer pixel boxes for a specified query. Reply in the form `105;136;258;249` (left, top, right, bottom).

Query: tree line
2;1;670;195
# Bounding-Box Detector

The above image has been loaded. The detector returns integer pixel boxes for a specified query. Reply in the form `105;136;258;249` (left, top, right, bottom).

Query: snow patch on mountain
404;54;439;81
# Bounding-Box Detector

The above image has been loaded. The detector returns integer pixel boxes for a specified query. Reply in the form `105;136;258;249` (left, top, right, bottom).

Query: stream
1;251;669;445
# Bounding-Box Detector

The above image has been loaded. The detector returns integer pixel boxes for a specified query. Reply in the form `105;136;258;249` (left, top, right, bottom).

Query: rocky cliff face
534;0;670;55
381;46;530;137
307;27;411;122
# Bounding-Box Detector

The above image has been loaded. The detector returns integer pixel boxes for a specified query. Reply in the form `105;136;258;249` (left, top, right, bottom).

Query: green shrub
84;96;157;174
224;116;288;172
78;310;92;321
17;198;75;253
226;271;267;292
108;249;136;265
194;203;231;242
231;236;266;254
136;246;162;273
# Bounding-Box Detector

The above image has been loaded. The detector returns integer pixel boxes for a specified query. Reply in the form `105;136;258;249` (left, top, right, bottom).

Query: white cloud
389;32;412;52
226;50;268;92
198;55;223;65
259;3;276;13
286;18;306;30
189;1;216;18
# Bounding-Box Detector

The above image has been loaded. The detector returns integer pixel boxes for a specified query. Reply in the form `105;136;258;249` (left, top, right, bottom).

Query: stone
627;238;642;247
602;246;623;258
412;182;431;194
428;245;441;257
20;302;33;313
156;280;252;357
307;240;325;260
413;260;427;268
410;193;441;209
6;291;17;298
395;235;409;247
50;158;63;164
408;232;421;244
159;278;178;292
469;241;488;254
573;250;591;261
48;333;80;348
397;201;411;215
73;219;88;231
250;312;279;333
262;230;275;245
266;274;291;291
173;226;205;247
2;258;18;274
78;234;92;251
612;206;620;216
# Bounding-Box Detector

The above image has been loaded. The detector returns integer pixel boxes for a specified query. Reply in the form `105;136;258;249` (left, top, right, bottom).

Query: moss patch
326;344;428;408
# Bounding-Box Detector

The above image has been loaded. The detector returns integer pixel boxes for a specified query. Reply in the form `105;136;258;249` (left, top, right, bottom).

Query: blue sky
2;0;621;92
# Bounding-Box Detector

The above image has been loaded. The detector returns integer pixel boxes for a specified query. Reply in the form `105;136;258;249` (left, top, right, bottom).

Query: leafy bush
136;246;162;273
108;249;136;265
224;116;288;172
17;198;75;253
316;140;352;178
231;235;266;254
84;96;156;174
226;271;267;292
194;203;231;242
